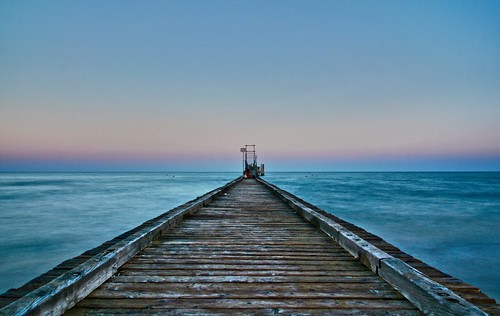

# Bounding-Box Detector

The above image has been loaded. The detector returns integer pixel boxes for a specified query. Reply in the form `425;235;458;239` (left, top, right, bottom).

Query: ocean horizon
0;171;498;303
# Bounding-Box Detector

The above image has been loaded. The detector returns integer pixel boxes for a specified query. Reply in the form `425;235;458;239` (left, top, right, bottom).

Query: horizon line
1;170;499;173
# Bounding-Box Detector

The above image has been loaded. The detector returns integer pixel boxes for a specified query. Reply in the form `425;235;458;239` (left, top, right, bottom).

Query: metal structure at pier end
241;145;264;178
0;151;498;315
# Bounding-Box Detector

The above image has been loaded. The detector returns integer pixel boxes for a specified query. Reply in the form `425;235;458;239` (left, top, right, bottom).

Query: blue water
0;172;498;303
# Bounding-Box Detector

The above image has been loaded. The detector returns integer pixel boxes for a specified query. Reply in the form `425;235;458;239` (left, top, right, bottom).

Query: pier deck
68;179;419;315
1;178;498;315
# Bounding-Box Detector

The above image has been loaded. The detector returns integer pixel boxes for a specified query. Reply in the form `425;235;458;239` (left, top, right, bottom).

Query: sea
0;172;499;303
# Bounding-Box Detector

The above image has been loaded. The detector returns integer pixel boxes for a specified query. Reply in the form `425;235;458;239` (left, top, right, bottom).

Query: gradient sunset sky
1;1;499;171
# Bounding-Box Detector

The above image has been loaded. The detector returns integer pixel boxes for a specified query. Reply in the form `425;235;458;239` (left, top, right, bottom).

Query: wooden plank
117;269;374;277
106;275;385;284
66;307;423;316
120;263;370;272
134;253;355;260
124;258;358;266
379;258;487;316
140;248;350;256
87;282;404;299
72;297;418;310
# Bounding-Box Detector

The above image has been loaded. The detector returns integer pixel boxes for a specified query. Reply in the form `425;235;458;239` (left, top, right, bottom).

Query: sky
1;1;499;171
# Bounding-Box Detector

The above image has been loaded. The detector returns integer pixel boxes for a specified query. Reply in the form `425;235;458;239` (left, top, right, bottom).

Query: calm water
0;172;499;302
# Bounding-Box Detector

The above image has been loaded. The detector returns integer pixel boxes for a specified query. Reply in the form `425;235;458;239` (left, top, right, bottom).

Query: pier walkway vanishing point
1;178;498;315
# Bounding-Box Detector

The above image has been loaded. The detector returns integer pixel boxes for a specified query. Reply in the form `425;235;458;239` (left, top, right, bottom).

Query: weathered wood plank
124;258;358;266
154;240;341;246
134;253;355;260
120;263;370;272
72;297;418;310
379;258;487;316
66;307;423;316
140;248;350;256
87;281;404;298
106;275;385;284
116;269;375;277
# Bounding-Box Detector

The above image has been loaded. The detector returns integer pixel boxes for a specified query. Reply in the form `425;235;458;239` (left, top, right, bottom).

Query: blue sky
1;1;499;171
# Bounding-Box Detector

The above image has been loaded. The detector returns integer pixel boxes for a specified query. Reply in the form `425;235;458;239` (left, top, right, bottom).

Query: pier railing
256;177;487;316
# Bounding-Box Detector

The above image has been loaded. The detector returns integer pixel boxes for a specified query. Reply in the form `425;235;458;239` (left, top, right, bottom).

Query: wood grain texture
67;179;421;315
3;177;497;315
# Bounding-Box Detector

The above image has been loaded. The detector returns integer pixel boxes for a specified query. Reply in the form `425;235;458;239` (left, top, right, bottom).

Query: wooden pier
1;178;498;315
